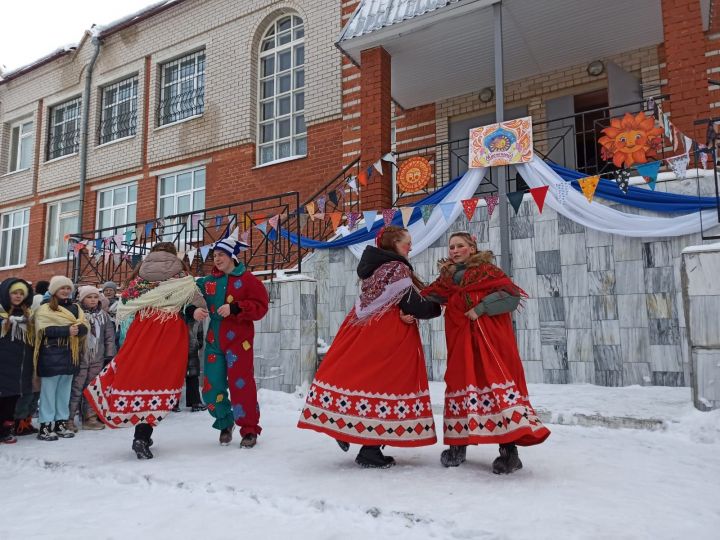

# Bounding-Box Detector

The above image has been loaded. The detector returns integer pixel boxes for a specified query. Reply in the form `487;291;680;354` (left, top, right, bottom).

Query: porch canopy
337;0;676;109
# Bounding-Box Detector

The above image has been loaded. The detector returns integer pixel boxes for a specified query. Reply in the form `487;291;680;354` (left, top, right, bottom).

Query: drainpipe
74;36;101;283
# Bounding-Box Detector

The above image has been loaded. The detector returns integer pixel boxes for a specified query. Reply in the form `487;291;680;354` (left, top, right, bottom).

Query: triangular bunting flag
684;135;693;157
94;252;102;263
363;211;377;232
187;249;197;264
635;161;661;191
336;186;345;201
215;215;223;230
613;169;631;195
131;254;142;268
104;251;111;265
329;212;342;231
438;202;455;223
191;214;202;229
199;245;212;261
299;214;309;229
672;126;680;151
177;250;186;260
421;205;435;224
256;221;268;235
94;238;103;252
144;222;154;237
347;177;358;193
373;159;383;176
484;195;499;218
529;186;550;213
113;234;123;248
382;208;396;226
316;196;326;214
124;229;133;243
268;215;279;230
578;175;600;202
241;230;250;245
305;203;316;218
366;166;374;179
507;192;525;215
113;254;121;266
400;207;414;228
698;144;710;169
667;154;689;180
347;212;360;230
552;182;570;206
461;198;479;222
381;152;397;165
328;191;338;207
358;169;369;187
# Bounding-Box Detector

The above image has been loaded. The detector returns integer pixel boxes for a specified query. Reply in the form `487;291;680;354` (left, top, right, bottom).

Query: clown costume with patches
193;236;269;448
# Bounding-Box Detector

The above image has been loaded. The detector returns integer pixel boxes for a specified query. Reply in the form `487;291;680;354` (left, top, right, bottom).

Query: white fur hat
48;275;74;296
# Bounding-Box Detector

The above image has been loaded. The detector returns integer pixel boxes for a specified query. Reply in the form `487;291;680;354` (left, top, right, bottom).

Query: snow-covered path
2;387;719;539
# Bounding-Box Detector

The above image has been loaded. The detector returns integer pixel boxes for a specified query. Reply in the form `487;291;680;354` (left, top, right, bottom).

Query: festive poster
396;157;432;192
598;112;663;168
469;116;534;167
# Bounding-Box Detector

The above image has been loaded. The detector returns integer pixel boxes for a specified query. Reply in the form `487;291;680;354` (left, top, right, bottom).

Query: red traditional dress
423;262;550;447
298;247;440;447
84;253;200;429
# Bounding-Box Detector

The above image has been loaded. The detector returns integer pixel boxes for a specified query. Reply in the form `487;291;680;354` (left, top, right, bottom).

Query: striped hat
212;236;244;260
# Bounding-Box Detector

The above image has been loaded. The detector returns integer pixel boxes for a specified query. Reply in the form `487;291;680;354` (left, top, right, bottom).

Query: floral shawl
117;274;198;325
353;261;414;324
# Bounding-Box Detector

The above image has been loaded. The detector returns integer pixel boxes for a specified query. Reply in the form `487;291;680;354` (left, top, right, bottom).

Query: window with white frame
45;199;79;260
158;167;205;239
158;50;205;126
8;120;34;172
97;183;137;233
257;15;305;165
0;208;29;267
99;76;138;145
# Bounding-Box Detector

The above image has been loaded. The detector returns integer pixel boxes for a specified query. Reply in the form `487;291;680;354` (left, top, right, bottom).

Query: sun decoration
598;111;664;168
396;156;432;193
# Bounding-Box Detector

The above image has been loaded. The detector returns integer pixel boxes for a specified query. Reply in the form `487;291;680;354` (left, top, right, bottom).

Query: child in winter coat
68;286;116;432
34;276;89;441
0;278;34;444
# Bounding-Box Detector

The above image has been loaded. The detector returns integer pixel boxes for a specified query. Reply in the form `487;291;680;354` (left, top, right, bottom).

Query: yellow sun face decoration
598;112;664;168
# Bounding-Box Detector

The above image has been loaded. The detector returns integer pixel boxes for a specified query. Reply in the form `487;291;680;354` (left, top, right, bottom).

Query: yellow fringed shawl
0;306;34;344
33;303;90;368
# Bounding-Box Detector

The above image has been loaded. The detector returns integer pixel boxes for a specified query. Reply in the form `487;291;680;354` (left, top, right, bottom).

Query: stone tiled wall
300;174;719;387
254;277;318;393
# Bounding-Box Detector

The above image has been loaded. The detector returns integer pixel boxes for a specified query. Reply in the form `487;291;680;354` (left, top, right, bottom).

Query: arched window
257;15;305;165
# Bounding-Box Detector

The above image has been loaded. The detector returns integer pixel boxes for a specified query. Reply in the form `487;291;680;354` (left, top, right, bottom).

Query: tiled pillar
661;0;711;134
360;46;392;211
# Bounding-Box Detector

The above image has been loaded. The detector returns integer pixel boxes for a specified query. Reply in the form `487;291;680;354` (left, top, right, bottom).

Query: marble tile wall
293;197;717;388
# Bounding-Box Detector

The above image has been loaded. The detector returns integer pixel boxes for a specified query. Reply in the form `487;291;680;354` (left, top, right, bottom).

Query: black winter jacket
0;278;34;397
37;299;88;378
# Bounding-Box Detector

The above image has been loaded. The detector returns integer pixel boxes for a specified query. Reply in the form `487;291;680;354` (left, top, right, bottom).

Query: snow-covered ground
2;384;720;540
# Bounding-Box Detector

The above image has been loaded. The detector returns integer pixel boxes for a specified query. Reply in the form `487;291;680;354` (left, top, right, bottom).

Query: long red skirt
84;313;188;428
443;311;550;446
298;306;437;447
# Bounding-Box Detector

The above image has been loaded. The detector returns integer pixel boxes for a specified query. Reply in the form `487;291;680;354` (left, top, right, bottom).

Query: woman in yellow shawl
34;276;89;441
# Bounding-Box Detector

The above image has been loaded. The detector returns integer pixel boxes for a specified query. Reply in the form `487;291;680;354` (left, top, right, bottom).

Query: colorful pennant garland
529;186;549;214
613;169;631;194
400;207;414;228
635;161;661;191
484;195;499;218
507;192;525;215
667;154;689;180
382;208;396;226
578;175;600;203
363;211;377;232
421;204;435;224
461;198;479;222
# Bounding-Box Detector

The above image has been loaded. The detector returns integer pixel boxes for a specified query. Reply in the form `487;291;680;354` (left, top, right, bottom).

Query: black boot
132;439;154;459
440;445;467;467
336;439;350;452
37;423;58;441
355;445;395;469
53;420;75;439
492;443;523;474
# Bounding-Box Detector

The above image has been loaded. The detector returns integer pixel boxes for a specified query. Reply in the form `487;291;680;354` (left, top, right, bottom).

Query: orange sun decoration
598;111;663;168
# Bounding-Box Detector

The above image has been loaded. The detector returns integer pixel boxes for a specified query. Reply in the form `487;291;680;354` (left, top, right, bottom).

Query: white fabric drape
517;158;720;238
347;168;486;259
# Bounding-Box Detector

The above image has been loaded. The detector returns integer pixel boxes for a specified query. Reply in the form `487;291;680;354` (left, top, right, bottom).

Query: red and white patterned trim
443;382;548;445
298;380;437;447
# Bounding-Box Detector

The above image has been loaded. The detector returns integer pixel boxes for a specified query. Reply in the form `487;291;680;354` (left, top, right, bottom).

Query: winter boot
336;439;350;452
240;433;257;449
53;420;75;439
1;421;17;444
219;425;235;446
82;416;105;431
66;419;79;433
14;417;38;436
37;423;59;441
355;445;396;469
440;445;467;467
492;443;523;474
190;403;208;412
132;439;154;460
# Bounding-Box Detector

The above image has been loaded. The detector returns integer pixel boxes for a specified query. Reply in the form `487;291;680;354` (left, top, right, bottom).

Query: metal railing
99;110;137;145
68;191;300;286
47;128;80;160
157;87;205;126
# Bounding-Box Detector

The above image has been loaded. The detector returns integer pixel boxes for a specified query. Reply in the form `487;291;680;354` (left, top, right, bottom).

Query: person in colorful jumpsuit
194;236;269;448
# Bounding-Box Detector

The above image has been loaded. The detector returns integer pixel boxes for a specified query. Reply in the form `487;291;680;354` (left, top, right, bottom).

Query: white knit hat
48;276;74;296
212;236;246;261
77;285;101;303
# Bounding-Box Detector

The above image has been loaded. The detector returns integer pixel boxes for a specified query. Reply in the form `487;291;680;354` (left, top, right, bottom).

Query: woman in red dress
84;243;207;459
423;232;550;474
298;226;441;468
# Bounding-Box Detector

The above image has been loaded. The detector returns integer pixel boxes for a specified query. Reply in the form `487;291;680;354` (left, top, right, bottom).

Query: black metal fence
47;128;80;160
99;110;137;145
68;191;300;286
157;87;205;126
